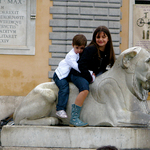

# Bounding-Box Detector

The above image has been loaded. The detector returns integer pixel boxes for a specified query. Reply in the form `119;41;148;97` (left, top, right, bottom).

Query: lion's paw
18;117;59;126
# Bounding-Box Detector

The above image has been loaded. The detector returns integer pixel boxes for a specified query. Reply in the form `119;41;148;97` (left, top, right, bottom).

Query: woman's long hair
88;26;116;67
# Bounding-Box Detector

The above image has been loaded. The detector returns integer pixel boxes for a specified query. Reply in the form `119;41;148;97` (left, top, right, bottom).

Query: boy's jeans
53;72;69;111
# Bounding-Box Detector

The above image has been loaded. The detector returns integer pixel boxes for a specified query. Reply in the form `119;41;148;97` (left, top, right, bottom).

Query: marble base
1;125;150;149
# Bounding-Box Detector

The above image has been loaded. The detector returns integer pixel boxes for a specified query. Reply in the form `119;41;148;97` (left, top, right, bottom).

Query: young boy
53;34;87;118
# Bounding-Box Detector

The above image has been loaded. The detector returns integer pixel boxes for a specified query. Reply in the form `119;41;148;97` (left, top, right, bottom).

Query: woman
69;26;116;127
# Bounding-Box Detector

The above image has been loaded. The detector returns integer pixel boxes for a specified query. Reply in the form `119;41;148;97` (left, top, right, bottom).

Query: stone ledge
1;125;150;149
1;148;95;150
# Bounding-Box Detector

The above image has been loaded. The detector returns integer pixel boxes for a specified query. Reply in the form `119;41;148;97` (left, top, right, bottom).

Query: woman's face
96;31;109;51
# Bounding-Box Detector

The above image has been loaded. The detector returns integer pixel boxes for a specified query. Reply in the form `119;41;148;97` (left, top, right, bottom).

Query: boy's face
73;45;85;54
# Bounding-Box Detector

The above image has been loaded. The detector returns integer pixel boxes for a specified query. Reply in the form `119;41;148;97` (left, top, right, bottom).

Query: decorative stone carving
13;47;150;127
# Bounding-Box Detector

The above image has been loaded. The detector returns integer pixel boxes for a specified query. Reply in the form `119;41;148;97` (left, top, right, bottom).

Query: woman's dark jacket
70;45;110;83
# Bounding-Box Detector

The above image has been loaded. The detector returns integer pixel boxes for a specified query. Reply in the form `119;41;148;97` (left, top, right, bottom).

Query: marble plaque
0;0;36;55
133;5;150;50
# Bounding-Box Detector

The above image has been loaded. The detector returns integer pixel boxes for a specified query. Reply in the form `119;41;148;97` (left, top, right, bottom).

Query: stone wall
48;0;122;78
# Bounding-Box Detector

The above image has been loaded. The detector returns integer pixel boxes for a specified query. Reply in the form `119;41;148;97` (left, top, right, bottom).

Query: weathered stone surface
1;148;95;150
1;125;150;149
0;96;24;121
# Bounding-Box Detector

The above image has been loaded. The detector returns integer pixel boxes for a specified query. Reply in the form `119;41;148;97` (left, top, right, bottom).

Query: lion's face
135;53;150;91
121;47;150;100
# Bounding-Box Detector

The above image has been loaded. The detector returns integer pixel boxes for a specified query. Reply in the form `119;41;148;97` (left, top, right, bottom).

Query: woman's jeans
70;74;89;92
53;72;69;111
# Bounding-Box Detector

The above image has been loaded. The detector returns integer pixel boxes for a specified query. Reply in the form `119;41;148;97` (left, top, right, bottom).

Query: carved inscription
0;0;26;45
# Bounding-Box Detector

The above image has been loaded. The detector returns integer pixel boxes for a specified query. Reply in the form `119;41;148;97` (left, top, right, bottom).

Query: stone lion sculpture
13;47;150;127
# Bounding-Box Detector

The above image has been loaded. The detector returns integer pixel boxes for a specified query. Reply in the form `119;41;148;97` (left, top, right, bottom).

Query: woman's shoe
69;104;88;127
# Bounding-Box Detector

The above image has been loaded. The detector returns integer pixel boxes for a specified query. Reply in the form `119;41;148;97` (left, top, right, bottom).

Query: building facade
0;0;149;104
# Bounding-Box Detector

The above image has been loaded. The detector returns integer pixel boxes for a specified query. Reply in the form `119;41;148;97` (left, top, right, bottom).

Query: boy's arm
65;53;80;72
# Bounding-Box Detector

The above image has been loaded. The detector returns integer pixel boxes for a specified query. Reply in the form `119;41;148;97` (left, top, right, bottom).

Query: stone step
1;148;94;150
1;125;150;149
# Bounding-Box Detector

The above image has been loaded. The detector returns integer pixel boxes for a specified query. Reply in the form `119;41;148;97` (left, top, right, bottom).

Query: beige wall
0;0;52;96
120;0;129;52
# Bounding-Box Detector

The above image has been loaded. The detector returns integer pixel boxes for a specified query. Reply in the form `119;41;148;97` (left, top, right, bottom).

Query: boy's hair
72;34;87;46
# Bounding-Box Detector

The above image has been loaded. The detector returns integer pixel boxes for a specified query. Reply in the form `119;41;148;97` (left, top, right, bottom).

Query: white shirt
55;48;80;80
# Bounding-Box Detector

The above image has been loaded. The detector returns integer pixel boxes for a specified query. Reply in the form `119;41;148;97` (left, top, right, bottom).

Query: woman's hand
91;73;96;83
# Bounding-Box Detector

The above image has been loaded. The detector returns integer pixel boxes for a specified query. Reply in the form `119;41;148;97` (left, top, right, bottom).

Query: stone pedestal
1;125;150;149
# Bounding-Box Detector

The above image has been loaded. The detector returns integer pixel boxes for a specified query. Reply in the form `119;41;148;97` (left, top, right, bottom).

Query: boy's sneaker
56;110;68;118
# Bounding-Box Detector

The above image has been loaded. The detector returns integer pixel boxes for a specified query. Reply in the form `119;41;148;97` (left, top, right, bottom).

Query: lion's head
115;47;150;101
